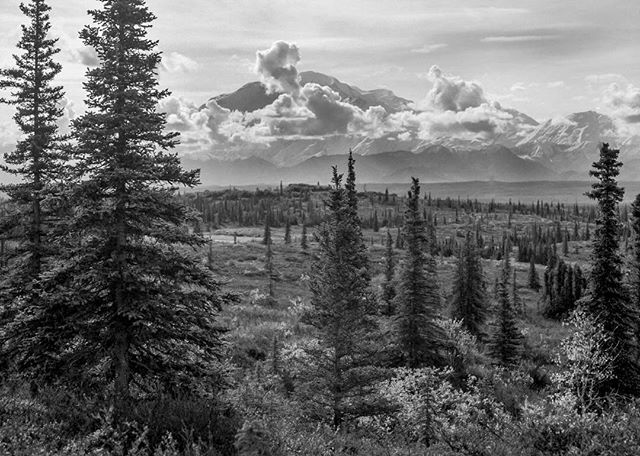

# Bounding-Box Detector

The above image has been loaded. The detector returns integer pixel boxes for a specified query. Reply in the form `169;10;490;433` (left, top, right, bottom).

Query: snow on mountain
184;72;640;183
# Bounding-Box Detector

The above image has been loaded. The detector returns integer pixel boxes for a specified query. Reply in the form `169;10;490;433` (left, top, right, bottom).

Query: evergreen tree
283;218;291;244
262;219;271;245
302;166;386;428
382;229;396;315
586;143;640;394
395;227;404;249
395;178;444;368
528;256;541;292
450;232;489;339
489;242;524;365
300;223;308;250
0;0;70;381
52;0;225;416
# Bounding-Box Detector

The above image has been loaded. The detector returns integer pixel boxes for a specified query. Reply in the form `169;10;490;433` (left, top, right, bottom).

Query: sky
1;0;640;151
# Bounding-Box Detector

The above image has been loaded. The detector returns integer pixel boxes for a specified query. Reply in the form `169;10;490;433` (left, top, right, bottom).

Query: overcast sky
1;0;640;141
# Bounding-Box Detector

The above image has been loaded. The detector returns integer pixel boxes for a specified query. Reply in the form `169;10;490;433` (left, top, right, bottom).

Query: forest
2;1;640;455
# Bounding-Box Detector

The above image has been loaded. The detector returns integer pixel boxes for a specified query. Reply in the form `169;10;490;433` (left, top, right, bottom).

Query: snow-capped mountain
212;70;412;114
183;72;640;184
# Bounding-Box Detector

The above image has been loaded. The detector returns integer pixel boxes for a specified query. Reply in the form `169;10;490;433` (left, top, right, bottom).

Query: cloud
410;43;448;54
163;44;529;152
159;97;235;150
481;34;559;43
255;41;301;96
602;82;640;123
0;120;19;148
161;52;199;73
386;102;514;140
424;65;487;111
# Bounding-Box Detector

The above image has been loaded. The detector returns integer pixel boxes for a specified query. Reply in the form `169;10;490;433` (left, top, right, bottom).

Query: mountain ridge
188;71;640;184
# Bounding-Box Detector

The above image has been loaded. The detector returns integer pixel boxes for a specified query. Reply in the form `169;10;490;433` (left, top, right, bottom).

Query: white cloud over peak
161;42;527;153
255;41;301;96
424;65;487;112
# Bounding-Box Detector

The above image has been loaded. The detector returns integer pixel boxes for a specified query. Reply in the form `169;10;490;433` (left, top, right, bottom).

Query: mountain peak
210;70;412;114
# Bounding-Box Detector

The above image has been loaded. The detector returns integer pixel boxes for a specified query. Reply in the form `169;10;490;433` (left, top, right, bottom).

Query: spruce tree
489;242;524;365
302;166;385;428
53;0;225;416
586;143;640;394
528;256;541;291
450;232;489;339
382;229;396;315
262;219;271;245
395;178;444;368
0;0;69;381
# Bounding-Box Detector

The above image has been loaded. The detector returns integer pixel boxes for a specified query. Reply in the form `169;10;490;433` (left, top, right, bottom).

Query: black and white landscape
2;1;640;455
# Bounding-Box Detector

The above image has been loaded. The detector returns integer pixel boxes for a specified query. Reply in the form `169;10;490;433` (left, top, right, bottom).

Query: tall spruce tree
395;178;444;368
0;0;69;381
302;166;385;428
450;232;489;339
0;0;66;276
489;241;524;365
54;0;225;415
586;143;640;394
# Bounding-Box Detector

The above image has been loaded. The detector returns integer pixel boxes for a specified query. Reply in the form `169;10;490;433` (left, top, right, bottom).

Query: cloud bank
161;41;523;153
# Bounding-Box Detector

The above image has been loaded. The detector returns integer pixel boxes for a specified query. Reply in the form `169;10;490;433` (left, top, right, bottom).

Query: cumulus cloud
163;43;528;152
425;65;487;112
159;97;236;150
602;82;640;123
161;52;199;73
255;41;301;96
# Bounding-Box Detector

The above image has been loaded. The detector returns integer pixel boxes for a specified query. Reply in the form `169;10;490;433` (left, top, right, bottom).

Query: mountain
182;146;556;187
212;70;412;114
190;72;640;184
514;111;619;172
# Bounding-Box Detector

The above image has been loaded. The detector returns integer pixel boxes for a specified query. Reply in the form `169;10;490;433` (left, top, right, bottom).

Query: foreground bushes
0;385;239;456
